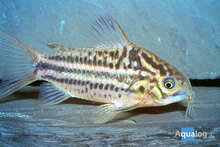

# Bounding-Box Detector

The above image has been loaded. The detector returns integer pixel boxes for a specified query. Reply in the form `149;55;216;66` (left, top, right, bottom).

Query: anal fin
93;99;144;123
39;82;70;105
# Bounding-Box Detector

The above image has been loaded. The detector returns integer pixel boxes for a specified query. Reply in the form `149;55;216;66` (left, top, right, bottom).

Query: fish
0;16;193;123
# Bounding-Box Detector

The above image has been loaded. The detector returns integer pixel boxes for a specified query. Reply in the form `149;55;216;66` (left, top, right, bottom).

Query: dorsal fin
87;16;130;47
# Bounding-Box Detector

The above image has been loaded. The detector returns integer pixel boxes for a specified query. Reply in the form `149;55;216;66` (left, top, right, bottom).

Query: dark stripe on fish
42;75;91;89
48;51;116;68
115;46;127;69
141;52;167;75
156;83;167;99
128;47;142;69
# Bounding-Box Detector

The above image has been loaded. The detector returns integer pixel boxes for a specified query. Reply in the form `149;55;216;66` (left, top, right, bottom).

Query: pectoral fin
93;99;144;123
93;103;119;124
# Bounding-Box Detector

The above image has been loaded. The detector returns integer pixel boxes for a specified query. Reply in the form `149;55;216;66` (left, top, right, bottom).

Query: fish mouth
160;90;190;105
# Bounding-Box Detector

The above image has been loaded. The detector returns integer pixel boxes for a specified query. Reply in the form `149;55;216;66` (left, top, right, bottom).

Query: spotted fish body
0;16;193;123
38;44;172;103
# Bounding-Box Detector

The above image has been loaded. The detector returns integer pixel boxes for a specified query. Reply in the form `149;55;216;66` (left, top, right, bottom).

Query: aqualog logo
175;127;214;142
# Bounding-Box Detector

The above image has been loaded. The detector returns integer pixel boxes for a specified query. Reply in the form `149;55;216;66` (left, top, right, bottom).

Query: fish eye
163;78;175;89
139;86;145;93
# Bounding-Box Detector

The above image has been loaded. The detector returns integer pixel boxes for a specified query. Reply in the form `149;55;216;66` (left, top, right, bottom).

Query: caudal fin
0;31;40;99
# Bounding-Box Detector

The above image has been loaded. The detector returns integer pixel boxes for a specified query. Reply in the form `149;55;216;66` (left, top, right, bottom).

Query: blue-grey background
0;0;219;79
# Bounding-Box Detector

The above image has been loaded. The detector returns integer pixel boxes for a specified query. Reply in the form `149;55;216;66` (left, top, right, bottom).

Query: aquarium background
0;0;219;79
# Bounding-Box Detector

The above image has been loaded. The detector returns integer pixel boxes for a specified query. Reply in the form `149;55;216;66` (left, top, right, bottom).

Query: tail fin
0;31;40;99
